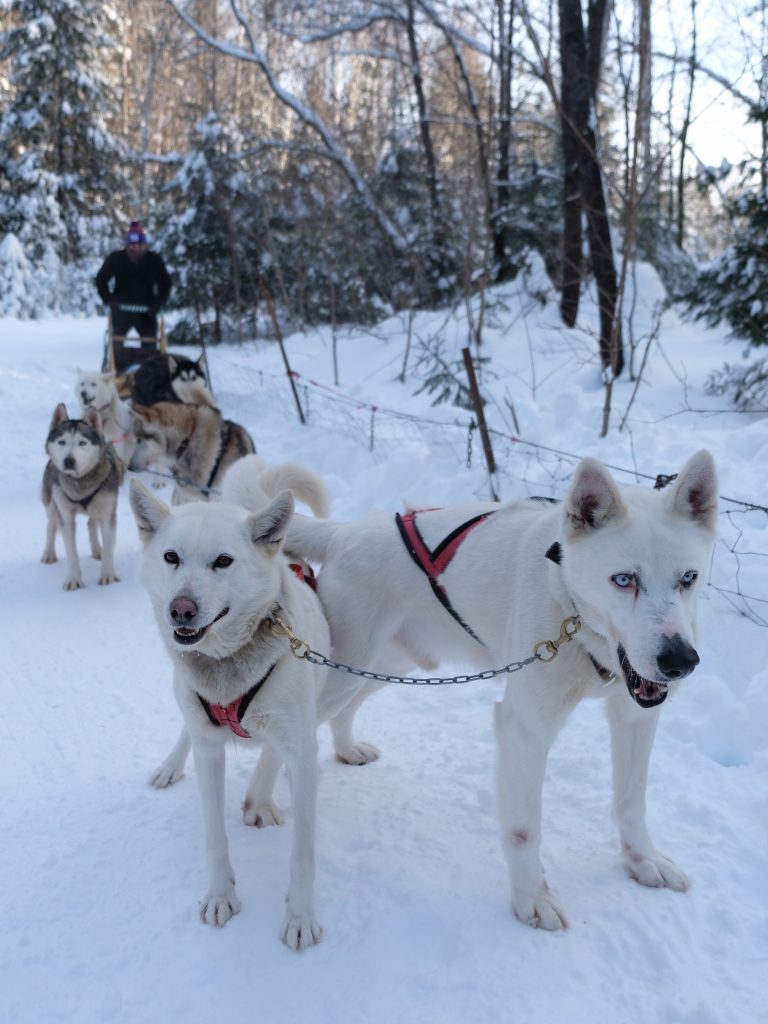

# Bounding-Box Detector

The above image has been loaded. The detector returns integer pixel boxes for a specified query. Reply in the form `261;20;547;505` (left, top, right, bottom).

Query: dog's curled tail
284;514;340;562
221;453;331;519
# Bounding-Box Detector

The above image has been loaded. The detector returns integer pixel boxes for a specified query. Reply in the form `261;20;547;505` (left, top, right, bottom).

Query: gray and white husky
273;449;718;931
129;458;332;949
75;368;136;465
41;403;124;590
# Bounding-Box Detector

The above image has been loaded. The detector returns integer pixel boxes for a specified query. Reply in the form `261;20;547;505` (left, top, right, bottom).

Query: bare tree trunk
493;0;515;279
405;0;452;288
677;0;697;249
558;0;624;375
636;0;653;249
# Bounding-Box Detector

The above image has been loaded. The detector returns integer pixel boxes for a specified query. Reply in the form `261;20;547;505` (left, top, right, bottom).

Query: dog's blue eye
680;570;698;588
164;550;180;566
611;573;635;589
213;554;233;569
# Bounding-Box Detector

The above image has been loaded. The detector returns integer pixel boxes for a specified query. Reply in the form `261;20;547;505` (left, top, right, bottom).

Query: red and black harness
395;509;495;645
196;563;317;738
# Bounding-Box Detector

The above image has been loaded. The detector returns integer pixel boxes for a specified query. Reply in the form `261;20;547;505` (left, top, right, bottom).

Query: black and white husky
131;353;211;406
41;403;124;590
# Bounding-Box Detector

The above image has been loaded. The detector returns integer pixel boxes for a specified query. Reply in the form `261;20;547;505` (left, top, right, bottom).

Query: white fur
149;455;335;784
130;479;330;950
75;368;136;465
280;450;719;930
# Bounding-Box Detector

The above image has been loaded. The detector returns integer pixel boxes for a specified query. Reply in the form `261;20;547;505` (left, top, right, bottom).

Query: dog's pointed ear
248;490;295;554
565;458;626;533
665;450;718;531
84;406;103;435
130;478;170;541
50;403;69;429
167;355;178;374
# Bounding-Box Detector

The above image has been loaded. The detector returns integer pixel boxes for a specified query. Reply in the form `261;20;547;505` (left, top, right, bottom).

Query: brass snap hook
270;614;311;660
533;615;581;662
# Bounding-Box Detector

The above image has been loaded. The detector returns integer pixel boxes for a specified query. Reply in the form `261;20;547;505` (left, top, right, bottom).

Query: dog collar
197;662;276;738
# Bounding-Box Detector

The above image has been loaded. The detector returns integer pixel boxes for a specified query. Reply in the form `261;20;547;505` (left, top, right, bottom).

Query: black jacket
95;249;172;312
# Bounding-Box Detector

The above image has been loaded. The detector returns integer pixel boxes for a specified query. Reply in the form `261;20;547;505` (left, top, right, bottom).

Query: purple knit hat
126;220;146;244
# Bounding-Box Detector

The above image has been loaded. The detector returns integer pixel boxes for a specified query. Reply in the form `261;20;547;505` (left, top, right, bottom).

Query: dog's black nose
63;456;75;470
657;634;700;680
170;595;198;623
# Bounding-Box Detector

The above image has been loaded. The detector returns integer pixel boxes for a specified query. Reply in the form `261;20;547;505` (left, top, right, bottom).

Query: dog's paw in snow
148;764;185;788
98;572;119;586
282;909;322;951
243;798;284;828
199;889;241;927
622;844;690;891
41;549;57;564
513;887;569;931
335;741;381;765
63;577;85;591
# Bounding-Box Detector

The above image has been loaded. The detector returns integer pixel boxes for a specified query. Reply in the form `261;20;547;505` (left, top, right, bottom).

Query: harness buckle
534;615;581;662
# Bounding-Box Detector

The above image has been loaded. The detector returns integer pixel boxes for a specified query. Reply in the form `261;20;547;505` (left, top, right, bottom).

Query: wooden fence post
462;346;498;498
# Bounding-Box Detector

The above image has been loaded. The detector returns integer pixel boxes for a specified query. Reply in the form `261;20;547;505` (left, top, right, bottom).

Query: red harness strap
198;663;276;738
395;509;495;645
288;562;317;590
196;563;316;737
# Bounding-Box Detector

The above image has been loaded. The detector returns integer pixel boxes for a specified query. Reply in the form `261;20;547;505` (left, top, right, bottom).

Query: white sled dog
149;454;332;789
75;368;136;465
130;458;331;950
279;449;719;930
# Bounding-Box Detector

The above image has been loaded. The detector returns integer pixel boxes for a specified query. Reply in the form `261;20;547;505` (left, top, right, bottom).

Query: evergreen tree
161;112;260;343
374;134;461;308
0;0;125;310
684;178;768;347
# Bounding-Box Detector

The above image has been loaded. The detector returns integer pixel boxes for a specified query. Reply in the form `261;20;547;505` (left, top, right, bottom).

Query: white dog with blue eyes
129;475;330;950
277;449;719;931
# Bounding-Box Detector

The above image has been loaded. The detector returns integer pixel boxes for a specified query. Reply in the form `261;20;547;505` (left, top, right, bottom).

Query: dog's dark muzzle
656;634;699;681
618;635;699;709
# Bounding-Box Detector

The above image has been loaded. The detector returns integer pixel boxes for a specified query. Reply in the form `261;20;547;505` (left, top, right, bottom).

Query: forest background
0;0;766;408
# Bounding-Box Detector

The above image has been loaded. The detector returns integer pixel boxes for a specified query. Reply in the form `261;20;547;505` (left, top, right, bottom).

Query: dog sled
102;304;167;394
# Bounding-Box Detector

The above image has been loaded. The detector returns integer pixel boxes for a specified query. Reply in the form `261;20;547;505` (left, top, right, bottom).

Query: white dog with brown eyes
75;368;135;466
129;477;329;950
276;450;719;930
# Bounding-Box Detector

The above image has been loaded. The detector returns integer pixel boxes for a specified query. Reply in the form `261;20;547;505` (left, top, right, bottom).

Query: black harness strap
206;422;232;491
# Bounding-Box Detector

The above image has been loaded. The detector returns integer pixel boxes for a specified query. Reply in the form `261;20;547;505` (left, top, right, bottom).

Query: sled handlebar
113;303;152;313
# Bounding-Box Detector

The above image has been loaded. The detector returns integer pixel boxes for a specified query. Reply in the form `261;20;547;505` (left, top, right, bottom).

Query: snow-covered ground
2;266;766;1023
